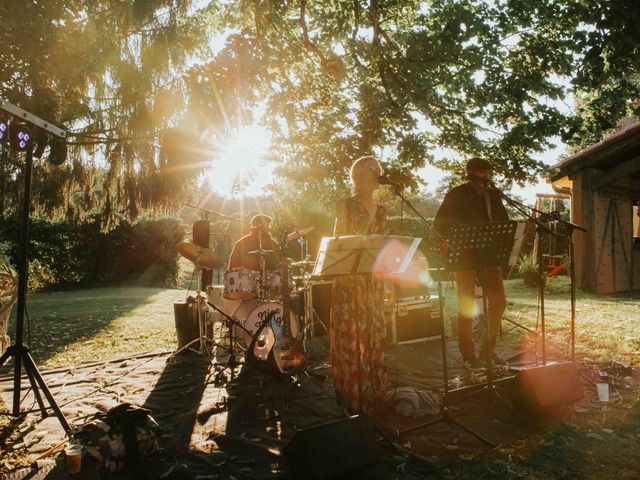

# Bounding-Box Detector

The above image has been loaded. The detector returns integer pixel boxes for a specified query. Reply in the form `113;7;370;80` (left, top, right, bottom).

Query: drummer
228;214;280;271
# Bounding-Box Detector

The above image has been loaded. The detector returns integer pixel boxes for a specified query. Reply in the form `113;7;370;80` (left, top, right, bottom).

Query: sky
208;125;567;205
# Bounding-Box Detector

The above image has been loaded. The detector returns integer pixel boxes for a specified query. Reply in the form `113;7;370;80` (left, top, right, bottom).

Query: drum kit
176;218;321;370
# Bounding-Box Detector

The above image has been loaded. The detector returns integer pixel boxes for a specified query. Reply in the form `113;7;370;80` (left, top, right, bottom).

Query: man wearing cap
433;157;509;371
228;214;280;271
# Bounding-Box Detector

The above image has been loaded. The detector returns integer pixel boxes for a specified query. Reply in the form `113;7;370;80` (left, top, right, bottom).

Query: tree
0;1;226;226
1;0;639;226
562;0;640;150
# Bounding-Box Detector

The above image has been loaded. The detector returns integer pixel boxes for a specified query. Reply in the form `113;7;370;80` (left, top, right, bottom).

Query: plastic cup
65;444;82;474
596;382;609;402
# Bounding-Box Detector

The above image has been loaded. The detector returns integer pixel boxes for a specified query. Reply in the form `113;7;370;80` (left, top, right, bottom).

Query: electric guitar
269;230;307;375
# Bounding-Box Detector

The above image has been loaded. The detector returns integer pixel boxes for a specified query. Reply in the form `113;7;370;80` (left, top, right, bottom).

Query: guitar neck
281;233;291;337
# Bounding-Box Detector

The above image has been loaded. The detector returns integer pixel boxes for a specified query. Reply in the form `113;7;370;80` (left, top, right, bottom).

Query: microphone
378;175;403;191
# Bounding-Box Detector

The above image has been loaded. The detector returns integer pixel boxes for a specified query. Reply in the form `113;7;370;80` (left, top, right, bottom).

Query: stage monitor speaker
283;415;381;480
193;219;212;288
508;362;584;415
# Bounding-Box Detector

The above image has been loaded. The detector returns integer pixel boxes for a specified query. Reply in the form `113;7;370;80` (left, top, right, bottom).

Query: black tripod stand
400;280;496;446
446;221;517;408
0;144;71;433
488;185;586;364
388;186;497;447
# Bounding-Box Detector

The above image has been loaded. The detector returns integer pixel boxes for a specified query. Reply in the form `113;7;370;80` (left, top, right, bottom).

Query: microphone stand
387;183;496;447
487;184;585;364
186;203;252;226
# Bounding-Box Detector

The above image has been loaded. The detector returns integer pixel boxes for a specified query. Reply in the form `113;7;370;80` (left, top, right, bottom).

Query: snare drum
233;300;300;361
223;268;258;300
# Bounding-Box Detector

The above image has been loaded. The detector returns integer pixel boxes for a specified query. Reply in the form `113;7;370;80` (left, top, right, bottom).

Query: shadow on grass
142;353;212;445
0;286;163;373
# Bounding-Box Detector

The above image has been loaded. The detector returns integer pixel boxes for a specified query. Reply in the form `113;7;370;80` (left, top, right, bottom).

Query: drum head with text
233;301;299;361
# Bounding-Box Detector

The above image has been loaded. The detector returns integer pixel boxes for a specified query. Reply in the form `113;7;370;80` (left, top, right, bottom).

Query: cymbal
286;226;314;241
247;249;275;255
176;242;224;269
276;258;294;267
291;260;315;268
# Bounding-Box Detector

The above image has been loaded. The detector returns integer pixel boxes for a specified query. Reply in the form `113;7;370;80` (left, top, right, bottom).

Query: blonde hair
350;156;381;193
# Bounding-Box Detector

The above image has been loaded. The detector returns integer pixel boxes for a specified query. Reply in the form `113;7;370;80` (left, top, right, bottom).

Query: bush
0;216;181;289
517;253;541;286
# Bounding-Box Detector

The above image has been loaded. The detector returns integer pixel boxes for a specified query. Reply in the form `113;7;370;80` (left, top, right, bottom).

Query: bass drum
233;300;299;361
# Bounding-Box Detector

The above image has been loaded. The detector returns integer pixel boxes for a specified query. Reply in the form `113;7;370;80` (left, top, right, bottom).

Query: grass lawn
1;277;639;478
1;287;186;371
2;277;637;372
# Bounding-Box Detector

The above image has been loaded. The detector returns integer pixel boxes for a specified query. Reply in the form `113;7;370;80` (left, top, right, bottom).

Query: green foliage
1;0;639;222
517;253;537;276
0;216;181;289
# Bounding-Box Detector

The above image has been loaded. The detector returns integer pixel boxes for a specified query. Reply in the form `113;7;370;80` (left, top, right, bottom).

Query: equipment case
384;295;442;345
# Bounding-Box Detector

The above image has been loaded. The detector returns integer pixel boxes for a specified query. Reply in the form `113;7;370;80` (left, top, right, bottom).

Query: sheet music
313;235;422;278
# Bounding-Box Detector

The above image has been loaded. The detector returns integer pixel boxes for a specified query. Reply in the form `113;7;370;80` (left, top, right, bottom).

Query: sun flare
208;125;274;198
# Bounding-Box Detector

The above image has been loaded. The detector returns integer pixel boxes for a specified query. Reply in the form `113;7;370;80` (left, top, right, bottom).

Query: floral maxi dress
330;198;387;415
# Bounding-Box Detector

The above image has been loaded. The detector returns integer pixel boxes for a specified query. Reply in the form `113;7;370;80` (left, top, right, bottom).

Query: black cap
466;157;493;171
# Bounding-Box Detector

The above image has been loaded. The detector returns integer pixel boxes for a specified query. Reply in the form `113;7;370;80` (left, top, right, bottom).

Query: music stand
447;221;517;407
399;278;497;446
384;187;498;447
314;235;420;412
313;235;421;278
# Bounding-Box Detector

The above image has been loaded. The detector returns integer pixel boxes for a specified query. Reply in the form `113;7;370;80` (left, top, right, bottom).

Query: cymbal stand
257;228;269;300
300;273;328;354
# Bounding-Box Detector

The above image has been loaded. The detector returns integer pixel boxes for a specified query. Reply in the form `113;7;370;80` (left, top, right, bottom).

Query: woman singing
331;156;387;415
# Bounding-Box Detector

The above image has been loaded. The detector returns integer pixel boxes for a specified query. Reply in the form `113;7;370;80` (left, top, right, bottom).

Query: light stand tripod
0;113;70;433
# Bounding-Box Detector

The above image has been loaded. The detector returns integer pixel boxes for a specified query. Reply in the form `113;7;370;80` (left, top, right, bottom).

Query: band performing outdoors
1;135;634;477
5;7;640;478
4;134;616;478
172;154;552;419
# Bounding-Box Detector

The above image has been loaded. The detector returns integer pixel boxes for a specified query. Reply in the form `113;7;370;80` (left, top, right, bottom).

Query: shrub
0;216;181;289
